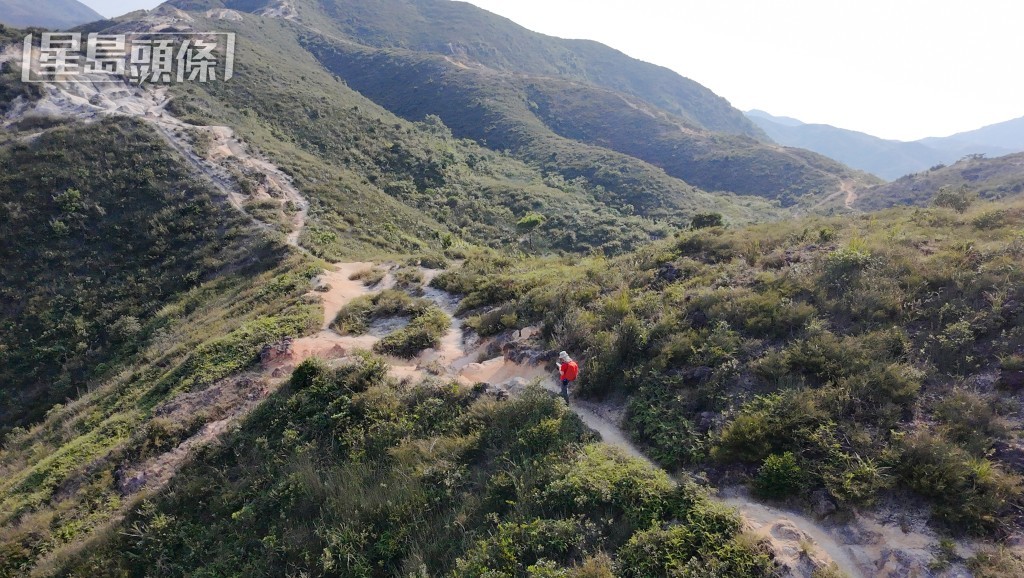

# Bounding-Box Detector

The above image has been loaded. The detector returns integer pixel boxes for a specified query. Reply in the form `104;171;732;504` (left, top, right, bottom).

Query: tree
516;213;547;248
690;212;724;230
933;185;975;214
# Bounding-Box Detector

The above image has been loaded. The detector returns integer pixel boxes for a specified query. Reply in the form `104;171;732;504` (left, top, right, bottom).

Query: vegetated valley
1;2;1024;577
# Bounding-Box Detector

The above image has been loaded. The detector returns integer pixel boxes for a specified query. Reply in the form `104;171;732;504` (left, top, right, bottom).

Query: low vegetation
0;118;283;435
435;196;1024;536
57;357;777;577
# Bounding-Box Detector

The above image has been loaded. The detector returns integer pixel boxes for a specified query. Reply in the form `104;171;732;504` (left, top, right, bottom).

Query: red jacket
559;360;579;381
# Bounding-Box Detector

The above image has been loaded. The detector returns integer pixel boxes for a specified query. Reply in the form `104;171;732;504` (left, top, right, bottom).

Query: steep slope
161;13;744;253
0;118;284;436
0;0;103;29
174;0;763;138
301;34;875;209
166;0;870;208
857;151;1024;210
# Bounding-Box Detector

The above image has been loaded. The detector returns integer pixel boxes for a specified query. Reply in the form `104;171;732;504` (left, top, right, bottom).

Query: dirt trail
58;253;978;576
3;53;310;250
841;179;859;209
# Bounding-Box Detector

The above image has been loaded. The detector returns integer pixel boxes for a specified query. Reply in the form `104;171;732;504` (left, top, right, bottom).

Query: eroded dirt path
3;54;310;250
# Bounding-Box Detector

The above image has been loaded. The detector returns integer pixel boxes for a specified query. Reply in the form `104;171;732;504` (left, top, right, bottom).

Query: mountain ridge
0;0;103;29
748;109;1022;180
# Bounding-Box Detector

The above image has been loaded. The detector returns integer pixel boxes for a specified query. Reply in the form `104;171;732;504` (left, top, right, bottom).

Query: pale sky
81;0;1024;141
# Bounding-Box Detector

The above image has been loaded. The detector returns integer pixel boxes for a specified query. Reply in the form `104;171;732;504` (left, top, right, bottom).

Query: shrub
349;267;386;286
897;429;1023;534
690;212;725;230
933;185;976;213
454;518;588;576
543;444;675;531
616;522;775;578
754;452;805;499
373;307;451;359
333;290;432;334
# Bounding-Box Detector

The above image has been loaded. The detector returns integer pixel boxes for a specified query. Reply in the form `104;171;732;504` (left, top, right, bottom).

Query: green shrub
754;452;805;499
395;266;426;292
349;267;387;286
897;430;1023;534
454;518;587;576
690;212;725;230
374;306;451;359
333;290;432;334
616;522;775;578
933;185;976;213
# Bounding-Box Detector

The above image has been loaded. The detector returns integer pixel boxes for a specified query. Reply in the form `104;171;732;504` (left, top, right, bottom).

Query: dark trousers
561;379;572;403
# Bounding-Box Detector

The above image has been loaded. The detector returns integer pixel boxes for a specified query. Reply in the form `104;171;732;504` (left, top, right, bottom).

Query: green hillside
301;36;871;209
4;3;1024;576
56;362;776;577
0;118;284;436
858;152;1024;210
434;197;1024;538
174;0;763;138
160;15;782;257
164;0;868;208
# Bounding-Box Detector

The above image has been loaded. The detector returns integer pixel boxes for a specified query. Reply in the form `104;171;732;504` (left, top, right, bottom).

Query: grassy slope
57;358;777;578
0;118;281;434
299;35;859;211
168;0;855;211
0;117;325;574
179;0;763;138
437;197;1024;539
165;14;712;256
524;78;879;206
858;152;1024;210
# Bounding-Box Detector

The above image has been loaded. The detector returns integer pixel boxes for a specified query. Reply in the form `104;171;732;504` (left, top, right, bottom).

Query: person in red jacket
557;351;579;404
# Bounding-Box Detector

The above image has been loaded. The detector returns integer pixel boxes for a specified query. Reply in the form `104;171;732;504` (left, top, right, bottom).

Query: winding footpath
2;40;968;578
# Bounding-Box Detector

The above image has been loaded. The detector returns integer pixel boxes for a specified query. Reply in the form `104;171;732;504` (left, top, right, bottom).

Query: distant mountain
920;116;1024;156
856;151;1024;210
747;110;1021;181
0;0;103;29
747;110;952;180
194;0;872;208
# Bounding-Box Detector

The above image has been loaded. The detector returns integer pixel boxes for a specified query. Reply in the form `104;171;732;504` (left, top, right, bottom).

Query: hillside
0;0;103;29
748;110;1022;181
857;151;1024;210
163;0;873;208
181;0;765;138
748;110;953;180
921;116;1024;155
5;5;1024;578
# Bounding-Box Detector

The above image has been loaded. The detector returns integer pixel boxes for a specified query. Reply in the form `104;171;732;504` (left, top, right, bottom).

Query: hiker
557;351;579;403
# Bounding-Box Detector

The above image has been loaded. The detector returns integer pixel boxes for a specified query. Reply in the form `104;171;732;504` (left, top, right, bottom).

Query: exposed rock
502;341;556;365
116;470;148;496
810;490;838;518
696;411;717;433
260;336;294;365
205;8;244;21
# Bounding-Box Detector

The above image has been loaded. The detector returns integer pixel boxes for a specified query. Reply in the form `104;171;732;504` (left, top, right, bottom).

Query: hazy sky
81;0;1024;141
